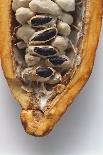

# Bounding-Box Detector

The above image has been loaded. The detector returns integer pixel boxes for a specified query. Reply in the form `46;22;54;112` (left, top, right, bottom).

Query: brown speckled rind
0;0;103;136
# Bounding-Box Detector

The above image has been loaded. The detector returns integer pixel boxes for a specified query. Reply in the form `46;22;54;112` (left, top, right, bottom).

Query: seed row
12;0;75;85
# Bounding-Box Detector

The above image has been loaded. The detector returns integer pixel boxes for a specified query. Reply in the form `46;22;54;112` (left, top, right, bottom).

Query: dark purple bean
34;46;57;57
31;28;57;43
36;67;53;78
31;16;53;27
49;56;67;66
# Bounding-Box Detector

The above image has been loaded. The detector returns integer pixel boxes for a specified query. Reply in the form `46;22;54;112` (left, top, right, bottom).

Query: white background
0;22;103;155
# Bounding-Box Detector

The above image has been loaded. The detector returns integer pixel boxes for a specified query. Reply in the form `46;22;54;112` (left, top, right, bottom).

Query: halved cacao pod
0;0;103;137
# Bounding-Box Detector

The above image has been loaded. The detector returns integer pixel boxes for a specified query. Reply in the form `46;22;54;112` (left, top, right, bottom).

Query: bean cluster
12;0;75;85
